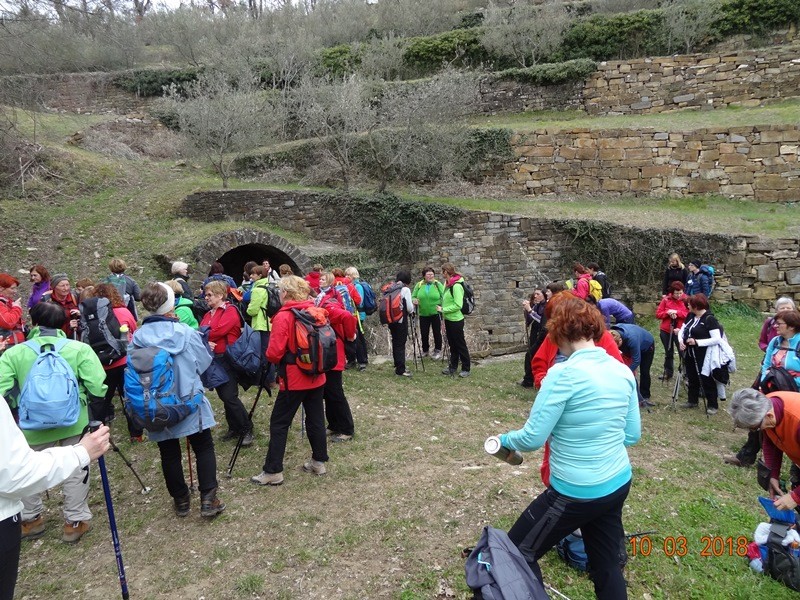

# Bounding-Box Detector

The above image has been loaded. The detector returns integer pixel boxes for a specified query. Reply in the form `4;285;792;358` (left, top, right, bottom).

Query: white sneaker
302;459;327;475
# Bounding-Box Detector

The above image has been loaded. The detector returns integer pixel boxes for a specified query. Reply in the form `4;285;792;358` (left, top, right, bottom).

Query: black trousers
0;514;20;600
685;348;718;409
388;320;409;375
323;370;354;436
157;428;218;497
638;344;655;400
660;330;677;377
445;319;470;372
508;480;631;600
354;324;369;365
418;314;442;354
215;361;252;434
263;386;328;474
736;430;761;465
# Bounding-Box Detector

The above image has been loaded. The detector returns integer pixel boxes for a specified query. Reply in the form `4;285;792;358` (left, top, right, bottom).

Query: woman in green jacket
246;266;276;384
440;263;471;378
166;280;199;329
411;266;444;359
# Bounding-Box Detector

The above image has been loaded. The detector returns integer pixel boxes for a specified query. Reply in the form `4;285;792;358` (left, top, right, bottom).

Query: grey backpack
465;526;550;599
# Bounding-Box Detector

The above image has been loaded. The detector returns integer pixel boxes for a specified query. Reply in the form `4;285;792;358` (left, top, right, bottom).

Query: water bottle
119;324;129;353
484;436;523;466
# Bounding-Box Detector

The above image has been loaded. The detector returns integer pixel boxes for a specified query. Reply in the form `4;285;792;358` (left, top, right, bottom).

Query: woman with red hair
495;294;640;600
0;274;25;347
27;265;50;310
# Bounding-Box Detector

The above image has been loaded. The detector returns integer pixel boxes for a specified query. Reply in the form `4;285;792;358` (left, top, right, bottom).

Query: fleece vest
766;392;800;463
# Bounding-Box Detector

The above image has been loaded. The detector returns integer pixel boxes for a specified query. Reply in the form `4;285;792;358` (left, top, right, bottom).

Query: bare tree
481;0;570;67
663;0;720;54
165;69;276;188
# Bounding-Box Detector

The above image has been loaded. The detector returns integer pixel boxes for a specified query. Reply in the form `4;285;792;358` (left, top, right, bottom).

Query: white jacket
0;396;89;521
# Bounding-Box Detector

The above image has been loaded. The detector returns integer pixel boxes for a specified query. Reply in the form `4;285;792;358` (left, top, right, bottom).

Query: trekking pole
672;355;683;409
409;317;419;372
300;404;305;439
89;421;130;600
689;346;709;418
415;316;425;372
186;438;195;492
109;438;151;494
227;379;271;478
660;320;676;383
440;316;450;364
545;584;573;600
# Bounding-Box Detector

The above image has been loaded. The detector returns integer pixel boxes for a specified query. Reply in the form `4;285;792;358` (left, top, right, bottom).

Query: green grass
471;99;800;133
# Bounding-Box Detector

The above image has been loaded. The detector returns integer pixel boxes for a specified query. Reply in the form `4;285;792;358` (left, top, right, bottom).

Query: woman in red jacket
251;276;330;487
200;280;253;447
315;273;358;442
0;274;25;348
655;281;689;381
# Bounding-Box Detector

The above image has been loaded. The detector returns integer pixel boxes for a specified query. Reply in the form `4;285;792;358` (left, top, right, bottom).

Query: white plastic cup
484;436;523;466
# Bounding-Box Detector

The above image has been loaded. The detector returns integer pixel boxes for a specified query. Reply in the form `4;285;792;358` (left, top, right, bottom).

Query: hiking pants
445;319;470;373
638;343;655;400
0;514;20;600
22;435;91;523
263;386;327;474
214;362;251;435
355;324;369;366
157;428;218;497
508;480;631;600
323;370;354;436
419;314;442;354
388;320;409;375
684;348;717;409
660;330;677;378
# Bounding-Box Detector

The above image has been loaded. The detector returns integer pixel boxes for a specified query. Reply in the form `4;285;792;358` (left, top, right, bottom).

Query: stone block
788;270;800;285
599;148;625;160
575;148;597;160
667;176;690;189
673;94;695;103
750;143;780;159
720;184;754;196
689;180;720;193
602;179;629;191
756;174;790;189
760;130;785;143
625;148;652;160
630;179;651;192
780;145;799;155
719;153;747;166
753;285;778;300
756;263;780;281
526;146;556;157
718;143;736;154
728;172;754;184
641;165;673;178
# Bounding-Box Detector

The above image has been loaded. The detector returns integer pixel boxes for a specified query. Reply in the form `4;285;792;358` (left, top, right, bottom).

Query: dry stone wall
505;124;800;201
181;189;799;353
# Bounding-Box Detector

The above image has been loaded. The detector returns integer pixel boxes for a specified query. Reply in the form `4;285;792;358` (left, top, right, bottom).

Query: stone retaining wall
181;189;800;352
505;124;800;201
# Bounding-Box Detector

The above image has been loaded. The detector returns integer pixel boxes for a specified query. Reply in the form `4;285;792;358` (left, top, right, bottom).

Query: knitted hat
155;282;175;315
690;260;701;269
50;273;69;288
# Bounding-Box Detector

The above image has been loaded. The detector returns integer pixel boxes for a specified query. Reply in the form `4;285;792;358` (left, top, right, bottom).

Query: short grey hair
171;261;189;275
729;388;772;429
775;297;796;311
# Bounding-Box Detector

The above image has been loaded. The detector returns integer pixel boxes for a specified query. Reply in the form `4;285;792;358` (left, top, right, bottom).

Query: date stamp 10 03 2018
629;535;753;558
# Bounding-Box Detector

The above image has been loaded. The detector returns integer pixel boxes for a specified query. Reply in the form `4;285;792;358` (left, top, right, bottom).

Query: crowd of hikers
0;250;799;599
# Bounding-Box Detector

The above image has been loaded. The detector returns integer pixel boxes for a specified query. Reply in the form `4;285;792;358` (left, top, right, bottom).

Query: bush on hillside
492;58;598;85
558;9;669;61
113;68;201;97
402;28;492;75
715;0;800;36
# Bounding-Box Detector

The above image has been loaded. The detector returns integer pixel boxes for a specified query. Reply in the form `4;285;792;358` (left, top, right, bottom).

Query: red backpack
287;307;338;376
379;282;405;325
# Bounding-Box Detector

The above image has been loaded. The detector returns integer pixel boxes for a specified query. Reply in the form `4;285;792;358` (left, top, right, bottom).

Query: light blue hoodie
131;316;216;442
501;346;641;499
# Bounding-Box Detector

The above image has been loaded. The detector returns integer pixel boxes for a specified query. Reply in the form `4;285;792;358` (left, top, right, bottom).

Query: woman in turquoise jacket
440;263;471;377
412;266;444;359
761;309;800;388
496;295;640;600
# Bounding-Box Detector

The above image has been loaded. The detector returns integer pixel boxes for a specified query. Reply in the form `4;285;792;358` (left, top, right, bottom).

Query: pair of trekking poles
407;313;451;373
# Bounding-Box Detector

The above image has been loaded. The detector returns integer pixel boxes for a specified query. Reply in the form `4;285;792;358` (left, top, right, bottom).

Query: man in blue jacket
611;323;655;407
686;260;712;297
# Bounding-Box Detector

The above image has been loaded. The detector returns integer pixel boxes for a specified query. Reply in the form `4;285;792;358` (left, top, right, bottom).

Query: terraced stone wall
506;124;800;201
585;46;800;115
182;189;800;352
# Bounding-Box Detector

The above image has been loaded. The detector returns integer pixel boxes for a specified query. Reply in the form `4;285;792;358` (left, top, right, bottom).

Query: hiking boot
240;431;254;447
723;454;750;467
640;400;656;408
174;493;191;518
345;361;356;370
331;433;353;443
221;429;237;441
302;459;327;475
442;368;455;376
707;408;718;415
199;488;226;518
62;520;91;543
358;364;367;371
251;471;284;486
459;371;471;378
518;380;534;388
21;515;45;540
679;402;698;409
431;350;442;360
421;351;429;358
398;370;413;378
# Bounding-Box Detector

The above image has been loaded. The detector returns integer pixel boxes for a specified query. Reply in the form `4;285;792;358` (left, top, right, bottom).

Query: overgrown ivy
556;220;735;289
112;68;201;97
320;192;462;263
492;59;597;86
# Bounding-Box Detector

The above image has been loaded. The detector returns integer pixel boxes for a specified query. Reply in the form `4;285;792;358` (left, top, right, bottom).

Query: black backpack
80;297;126;366
450;281;475;316
258;281;282;319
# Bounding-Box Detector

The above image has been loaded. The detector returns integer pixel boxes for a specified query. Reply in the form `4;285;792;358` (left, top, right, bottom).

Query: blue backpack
358;281;378;315
124;346;203;432
18;339;81;430
334;283;357;314
225;307;264;386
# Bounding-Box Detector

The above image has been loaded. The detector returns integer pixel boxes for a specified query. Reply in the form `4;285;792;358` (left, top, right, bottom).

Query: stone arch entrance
194;229;313;285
